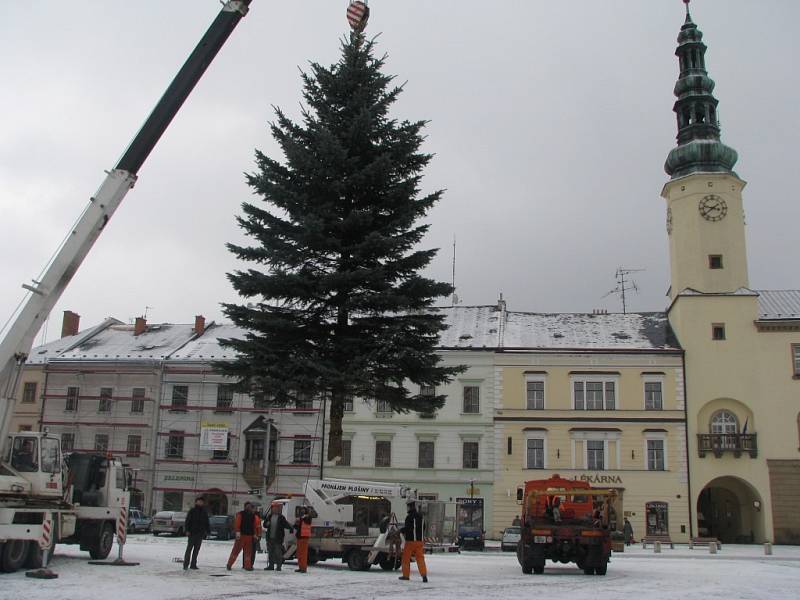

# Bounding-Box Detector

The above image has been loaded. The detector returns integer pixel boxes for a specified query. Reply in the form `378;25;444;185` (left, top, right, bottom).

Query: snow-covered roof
168;323;247;361
26;318;122;364
756;290;800;320
436;306;678;351
52;322;197;362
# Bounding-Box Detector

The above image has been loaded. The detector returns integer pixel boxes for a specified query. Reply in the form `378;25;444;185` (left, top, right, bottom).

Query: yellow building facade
493;345;690;543
662;9;800;543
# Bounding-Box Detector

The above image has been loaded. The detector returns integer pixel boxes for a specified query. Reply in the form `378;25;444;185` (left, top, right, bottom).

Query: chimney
194;315;206;336
134;317;147;336
61;311;80;338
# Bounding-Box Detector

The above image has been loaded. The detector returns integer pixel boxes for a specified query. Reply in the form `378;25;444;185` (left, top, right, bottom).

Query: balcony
697;433;758;458
242;458;277;490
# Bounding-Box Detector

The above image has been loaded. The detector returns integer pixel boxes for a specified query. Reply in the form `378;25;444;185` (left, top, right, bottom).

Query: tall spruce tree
218;33;462;462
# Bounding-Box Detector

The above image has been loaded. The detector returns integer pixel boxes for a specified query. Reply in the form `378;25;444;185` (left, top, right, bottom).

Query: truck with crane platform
0;0;254;573
516;474;614;576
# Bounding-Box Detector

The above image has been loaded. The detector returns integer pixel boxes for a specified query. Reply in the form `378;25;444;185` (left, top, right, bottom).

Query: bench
689;537;721;550
641;535;674;549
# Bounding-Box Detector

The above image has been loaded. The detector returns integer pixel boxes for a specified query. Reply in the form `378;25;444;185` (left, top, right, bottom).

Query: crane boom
0;0;253;447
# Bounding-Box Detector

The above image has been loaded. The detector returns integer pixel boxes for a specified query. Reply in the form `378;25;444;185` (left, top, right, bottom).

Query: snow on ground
1;535;799;600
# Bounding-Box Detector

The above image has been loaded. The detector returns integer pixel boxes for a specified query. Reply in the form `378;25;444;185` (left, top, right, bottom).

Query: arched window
711;410;738;449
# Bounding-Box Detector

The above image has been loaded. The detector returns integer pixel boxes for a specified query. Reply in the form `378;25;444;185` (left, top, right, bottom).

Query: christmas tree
218;32;462;462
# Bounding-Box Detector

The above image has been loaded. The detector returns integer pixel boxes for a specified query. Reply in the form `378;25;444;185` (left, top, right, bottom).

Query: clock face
666;207;673;235
699;194;728;222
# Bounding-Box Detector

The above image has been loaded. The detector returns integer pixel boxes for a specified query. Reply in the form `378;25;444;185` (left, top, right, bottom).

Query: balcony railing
697;433;757;458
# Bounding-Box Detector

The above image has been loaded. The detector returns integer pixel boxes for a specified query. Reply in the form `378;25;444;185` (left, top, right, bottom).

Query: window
18;425;32;432
131;388;145;413
526;380;545;410
463;386;480;414
41;437;60;473
61;432;75;452
418;441;435;469
163;491;183;512
644;381;663;410
712;324;726;341
463;441;479;469
166;431;185;458
793;345;800;377
526;438;545;469
709;254;723;269
292;439;312;464
419;386;436;418
710;410;738;435
216;384;234;411
375;440;391;468
127;435;142;457
586;440;605;470
647;439;666;471
376;399;392;417
343;395;354;412
21;382;37;404
171;385;188;410
94;434;109;453
212;436;231;461
573;380;616;410
507;437;512;455
295;393;314;412
65;386;79;412
98;388;113;413
340;439;352;466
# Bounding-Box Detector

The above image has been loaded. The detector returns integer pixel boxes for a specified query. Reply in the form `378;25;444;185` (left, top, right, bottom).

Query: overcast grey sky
1;1;798;342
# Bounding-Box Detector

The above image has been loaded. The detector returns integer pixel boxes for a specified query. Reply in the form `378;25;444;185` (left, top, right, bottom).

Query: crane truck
0;1;253;573
516;474;614;576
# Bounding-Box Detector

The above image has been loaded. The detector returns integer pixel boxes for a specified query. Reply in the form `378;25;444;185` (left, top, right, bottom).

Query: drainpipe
39;366;50;432
320;393;327;481
149;361;166;515
681;350;694;539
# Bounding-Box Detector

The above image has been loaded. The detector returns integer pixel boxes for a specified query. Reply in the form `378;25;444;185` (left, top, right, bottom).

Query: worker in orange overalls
399;499;428;583
293;506;315;573
226;501;262;571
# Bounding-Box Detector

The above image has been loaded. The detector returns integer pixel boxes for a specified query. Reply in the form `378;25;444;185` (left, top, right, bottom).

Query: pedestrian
511;515;521;527
399;499;428;583
263;502;293;571
551;496;562;523
183;497;210;570
226;502;262;571
623;517;634;546
294;506;315;573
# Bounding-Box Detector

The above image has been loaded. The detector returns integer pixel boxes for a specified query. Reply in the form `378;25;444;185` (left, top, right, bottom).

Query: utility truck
516;474;614;576
274;478;417;571
0;1;253;573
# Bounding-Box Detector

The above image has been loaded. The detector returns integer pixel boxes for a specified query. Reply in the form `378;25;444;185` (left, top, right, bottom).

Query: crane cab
1;432;63;498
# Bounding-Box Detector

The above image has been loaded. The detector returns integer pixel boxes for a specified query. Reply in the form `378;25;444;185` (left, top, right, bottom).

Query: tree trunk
327;393;344;462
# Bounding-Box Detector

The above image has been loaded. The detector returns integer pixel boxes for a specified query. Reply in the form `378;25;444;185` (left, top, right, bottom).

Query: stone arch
696;475;765;543
203;489;229;516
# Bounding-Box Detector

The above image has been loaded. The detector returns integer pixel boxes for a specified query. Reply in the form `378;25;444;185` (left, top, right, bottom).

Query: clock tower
661;2;748;299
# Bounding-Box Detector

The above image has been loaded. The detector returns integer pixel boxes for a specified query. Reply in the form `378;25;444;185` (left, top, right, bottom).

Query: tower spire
664;1;738;179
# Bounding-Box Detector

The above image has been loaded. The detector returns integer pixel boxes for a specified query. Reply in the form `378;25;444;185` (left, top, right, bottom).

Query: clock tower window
708;255;723;270
712;324;726;341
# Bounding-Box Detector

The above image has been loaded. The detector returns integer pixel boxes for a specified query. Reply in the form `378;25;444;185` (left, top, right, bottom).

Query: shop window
645;502;669;536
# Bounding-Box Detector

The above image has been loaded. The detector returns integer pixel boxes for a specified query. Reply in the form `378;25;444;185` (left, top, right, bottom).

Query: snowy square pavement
1;535;798;600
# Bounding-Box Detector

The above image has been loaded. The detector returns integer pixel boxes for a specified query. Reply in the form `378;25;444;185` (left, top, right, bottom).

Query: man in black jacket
399;500;428;583
263;502;293;571
184;497;210;570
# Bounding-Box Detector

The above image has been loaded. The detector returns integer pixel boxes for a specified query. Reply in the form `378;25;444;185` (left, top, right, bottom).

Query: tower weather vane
347;1;370;33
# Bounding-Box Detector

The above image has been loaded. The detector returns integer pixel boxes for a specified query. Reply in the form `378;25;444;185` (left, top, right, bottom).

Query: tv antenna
603;267;644;314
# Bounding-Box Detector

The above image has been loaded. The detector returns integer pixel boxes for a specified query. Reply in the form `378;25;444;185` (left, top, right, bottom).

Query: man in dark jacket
399;500;427;583
183;497;210;570
263;502;293;571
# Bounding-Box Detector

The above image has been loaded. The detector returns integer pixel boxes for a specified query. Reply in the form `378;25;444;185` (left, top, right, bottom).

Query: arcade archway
204;489;229;515
697;476;764;543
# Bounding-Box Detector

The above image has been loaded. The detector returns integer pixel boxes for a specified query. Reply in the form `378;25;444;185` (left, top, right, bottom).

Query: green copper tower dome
665;1;738;179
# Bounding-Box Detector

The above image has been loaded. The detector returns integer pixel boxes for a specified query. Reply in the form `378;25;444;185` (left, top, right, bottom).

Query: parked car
209;515;235;540
127;509;152;533
501;526;521;552
458;525;485;551
152;511;187;536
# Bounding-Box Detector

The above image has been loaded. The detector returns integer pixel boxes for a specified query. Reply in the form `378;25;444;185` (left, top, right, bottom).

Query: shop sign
200;421;229;450
571;474;623;485
164;474;195;483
